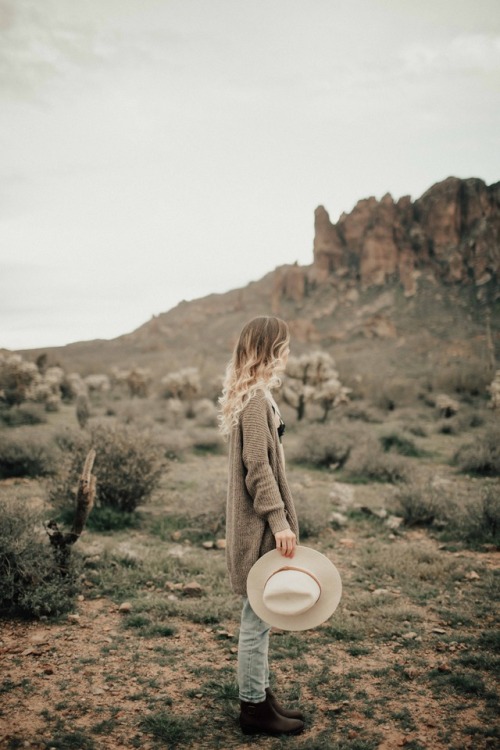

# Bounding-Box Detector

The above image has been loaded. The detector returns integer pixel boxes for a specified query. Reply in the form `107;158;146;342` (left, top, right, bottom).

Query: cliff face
307;177;500;298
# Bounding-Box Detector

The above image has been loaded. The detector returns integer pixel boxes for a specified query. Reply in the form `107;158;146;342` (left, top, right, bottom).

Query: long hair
218;316;290;437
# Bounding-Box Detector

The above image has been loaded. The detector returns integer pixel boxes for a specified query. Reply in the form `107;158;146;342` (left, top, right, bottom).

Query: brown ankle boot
265;687;304;721
239;694;304;736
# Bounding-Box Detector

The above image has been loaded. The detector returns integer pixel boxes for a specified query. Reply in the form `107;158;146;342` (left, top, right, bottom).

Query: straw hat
247;546;342;631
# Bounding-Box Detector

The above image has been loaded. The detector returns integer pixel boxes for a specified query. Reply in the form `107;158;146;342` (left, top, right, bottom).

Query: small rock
404;667;419;679
215;539;226;550
42;664;55;675
402;631;418;640
432;627;446;634
202;541;214;549
437;662;451;673
67;614;80;624
30;635;49;646
119;602;132;613
464;570;480;581
372;588;390;596
182;582;203;597
339;538;355;548
385;515;404;530
330;512;348;527
216;630;234;638
171;530;182;541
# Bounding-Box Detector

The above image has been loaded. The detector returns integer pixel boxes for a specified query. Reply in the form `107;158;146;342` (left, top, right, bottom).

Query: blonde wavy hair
218;316;290;437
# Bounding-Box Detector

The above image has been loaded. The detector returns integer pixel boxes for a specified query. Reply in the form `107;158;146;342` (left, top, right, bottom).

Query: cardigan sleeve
240;394;290;535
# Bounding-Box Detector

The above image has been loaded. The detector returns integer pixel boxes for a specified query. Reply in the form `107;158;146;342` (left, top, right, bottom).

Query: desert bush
160;367;200;402
156;428;194;461
437;409;485;435
0;432;58;478
76;394;90;428
397;479;500;545
52;424;164;514
192;398;218;427
396;480;448;526
379;431;424;457
433;358;492;397
344;437;409;483
294;488;333;539
0;499;79;617
0;354;39;406
343;401;383;423
367;376;419;412
288;423;361;469
0;403;47;427
190;427;225;455
453;425;500;477
458;485;500;545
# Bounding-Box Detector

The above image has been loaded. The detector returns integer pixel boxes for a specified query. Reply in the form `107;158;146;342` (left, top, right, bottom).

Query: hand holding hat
247;545;342;632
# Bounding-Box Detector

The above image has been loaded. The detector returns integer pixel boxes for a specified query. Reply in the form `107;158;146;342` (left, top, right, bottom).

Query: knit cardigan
225;389;299;595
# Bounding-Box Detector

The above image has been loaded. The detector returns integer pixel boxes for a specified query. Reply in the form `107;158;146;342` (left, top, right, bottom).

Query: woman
219;316;304;736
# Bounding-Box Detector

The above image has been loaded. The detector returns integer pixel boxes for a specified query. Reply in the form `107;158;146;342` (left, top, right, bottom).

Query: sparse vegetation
0;499;79;618
0;431;58;478
453;425;500;476
51;424;164;515
1;329;499;748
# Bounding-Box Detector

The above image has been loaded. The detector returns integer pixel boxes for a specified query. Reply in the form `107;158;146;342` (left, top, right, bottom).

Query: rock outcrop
308;177;500;297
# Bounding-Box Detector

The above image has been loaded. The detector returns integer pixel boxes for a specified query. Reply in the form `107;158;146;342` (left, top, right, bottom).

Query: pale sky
1;0;499;350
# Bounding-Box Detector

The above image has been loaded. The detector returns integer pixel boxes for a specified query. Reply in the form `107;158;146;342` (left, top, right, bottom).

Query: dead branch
45;449;96;574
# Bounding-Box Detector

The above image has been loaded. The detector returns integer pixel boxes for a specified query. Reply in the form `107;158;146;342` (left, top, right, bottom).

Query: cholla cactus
63;372;88;400
0;354;41;406
161;367;201;418
126;367;152;398
487;370;500;410
160;367;200;401
283;350;350;421
84;374;111;393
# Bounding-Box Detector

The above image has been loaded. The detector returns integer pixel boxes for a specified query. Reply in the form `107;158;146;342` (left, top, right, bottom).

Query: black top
271;404;286;442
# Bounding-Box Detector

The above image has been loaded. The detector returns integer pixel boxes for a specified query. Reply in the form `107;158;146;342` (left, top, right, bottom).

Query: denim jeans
238;597;271;703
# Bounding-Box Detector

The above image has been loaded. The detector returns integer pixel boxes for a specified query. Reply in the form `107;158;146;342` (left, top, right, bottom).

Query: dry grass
0;399;499;749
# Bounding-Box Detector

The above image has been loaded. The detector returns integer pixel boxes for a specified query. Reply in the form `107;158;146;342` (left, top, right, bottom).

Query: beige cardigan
225;389;299;595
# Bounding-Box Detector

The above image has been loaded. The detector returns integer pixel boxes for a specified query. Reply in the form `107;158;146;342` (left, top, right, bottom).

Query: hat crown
262;569;321;616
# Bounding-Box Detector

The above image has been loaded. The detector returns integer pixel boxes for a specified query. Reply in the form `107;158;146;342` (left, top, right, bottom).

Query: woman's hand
275;528;296;558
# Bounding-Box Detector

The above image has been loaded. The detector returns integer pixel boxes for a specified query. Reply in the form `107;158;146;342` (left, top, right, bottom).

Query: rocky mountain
275;176;499;302
18;176;499;379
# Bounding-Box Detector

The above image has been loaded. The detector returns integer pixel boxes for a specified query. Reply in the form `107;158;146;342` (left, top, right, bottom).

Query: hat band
265;565;322;593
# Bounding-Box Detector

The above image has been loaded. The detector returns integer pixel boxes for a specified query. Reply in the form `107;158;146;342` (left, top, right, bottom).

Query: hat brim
247;546;342;632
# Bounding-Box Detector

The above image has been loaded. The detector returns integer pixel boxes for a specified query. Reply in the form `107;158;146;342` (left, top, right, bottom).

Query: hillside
17;176;499;381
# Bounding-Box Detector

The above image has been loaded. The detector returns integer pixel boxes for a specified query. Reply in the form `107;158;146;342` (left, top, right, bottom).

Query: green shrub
379;431;424;457
453;426;500;476
0;433;58;478
289;423;360;469
0;500;79;618
457;485;500;545
51;423;164;514
344;437;409;483
433;358;492;397
367;377;419;412
396;480;448;526
0;404;47;427
397;480;500;545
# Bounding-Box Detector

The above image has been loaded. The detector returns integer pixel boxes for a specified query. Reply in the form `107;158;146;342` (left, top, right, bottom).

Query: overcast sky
1;0;499;350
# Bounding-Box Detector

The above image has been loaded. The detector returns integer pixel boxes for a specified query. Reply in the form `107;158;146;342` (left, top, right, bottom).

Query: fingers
275;533;296;558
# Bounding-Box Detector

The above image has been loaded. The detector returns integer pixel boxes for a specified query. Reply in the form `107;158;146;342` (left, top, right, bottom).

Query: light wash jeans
238;597;271;703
